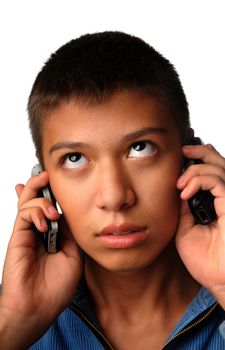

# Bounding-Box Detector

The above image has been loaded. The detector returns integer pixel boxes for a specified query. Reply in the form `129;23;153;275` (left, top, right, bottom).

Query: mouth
99;223;147;236
97;223;148;249
107;228;145;236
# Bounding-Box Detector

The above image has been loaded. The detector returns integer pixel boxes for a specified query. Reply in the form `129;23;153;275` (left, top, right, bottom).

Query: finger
18;172;49;208
177;163;225;189
15;184;25;198
180;174;225;217
182;144;225;168
10;208;49;252
180;174;225;198
14;207;48;233
206;143;216;151
20;197;60;221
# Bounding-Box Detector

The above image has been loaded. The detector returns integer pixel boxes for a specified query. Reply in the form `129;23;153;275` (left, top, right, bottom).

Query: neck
84;242;200;323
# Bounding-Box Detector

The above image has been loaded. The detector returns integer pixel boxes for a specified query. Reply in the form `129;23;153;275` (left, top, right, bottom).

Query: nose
95;160;136;212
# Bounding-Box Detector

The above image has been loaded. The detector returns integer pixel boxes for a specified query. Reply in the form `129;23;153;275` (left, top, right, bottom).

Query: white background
0;0;224;277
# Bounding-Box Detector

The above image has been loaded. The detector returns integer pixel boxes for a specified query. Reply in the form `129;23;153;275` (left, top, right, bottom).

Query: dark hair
28;31;190;161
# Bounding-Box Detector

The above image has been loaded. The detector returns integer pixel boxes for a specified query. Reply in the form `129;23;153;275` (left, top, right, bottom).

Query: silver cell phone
31;164;59;253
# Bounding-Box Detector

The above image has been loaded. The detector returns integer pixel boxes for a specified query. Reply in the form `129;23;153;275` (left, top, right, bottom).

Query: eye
128;141;157;158
63;153;88;169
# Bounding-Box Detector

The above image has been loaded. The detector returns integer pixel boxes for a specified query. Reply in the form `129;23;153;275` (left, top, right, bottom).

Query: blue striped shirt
29;287;225;349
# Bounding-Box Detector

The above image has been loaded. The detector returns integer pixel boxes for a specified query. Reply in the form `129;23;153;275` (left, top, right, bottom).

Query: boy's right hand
0;171;83;349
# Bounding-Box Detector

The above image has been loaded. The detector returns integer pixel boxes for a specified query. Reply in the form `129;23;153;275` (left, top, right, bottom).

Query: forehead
41;90;180;149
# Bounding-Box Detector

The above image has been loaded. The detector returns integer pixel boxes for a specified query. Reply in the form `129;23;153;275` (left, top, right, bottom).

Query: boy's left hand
176;143;225;308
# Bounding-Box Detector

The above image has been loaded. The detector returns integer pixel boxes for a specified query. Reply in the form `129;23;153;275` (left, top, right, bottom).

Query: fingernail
181;187;189;197
183;145;194;150
206;144;215;150
177;175;184;185
41;219;48;229
47;206;58;216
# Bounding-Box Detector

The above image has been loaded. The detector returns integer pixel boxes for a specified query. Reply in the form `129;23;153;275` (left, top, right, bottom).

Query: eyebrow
49;141;91;154
123;127;167;142
49;127;167;154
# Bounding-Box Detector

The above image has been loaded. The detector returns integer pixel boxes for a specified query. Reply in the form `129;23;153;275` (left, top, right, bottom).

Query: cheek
50;178;90;228
140;166;181;230
56;193;91;247
144;183;180;220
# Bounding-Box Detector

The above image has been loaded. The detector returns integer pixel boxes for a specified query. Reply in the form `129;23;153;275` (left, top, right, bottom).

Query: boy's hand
0;171;83;349
176;143;225;308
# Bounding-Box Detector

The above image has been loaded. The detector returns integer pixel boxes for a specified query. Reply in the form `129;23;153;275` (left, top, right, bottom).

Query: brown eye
128;141;156;158
63;153;88;169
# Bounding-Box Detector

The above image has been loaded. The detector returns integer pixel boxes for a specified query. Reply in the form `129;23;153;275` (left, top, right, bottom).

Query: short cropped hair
28;31;190;161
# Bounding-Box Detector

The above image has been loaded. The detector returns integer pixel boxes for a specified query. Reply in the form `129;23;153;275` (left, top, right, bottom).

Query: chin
89;252;158;274
84;238;175;274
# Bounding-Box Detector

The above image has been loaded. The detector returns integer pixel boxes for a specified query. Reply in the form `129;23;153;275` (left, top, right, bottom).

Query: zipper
70;301;218;350
69;303;115;350
161;302;218;349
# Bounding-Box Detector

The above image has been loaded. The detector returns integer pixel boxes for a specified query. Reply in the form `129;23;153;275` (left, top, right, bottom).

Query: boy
1;31;225;349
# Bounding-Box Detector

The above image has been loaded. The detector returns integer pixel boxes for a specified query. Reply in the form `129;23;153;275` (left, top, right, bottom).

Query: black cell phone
31;164;59;253
184;137;217;225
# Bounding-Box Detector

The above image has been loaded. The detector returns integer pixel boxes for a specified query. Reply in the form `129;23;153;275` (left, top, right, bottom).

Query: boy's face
42;90;183;272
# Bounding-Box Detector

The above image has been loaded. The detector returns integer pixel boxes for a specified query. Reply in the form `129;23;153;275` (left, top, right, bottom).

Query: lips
99;223;147;236
97;223;148;249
